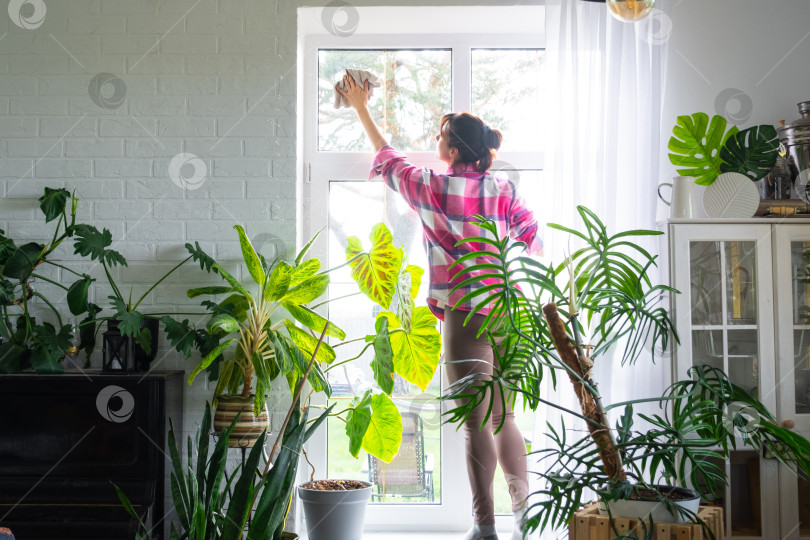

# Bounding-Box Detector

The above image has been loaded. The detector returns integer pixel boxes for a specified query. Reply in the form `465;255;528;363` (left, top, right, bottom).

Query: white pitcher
658;176;699;218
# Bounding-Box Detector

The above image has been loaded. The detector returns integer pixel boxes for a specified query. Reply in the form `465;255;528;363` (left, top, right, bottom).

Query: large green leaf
109;296;143;337
235;225;266;287
206;313;240;334
0;230;17;265
668;113;739;185
284;303;345;339
369;316;395;395
289;258;321;287
362;393;403;463
161;316;198;358
378;307;441;391
0;342;25;373
67;275;93;315
345;390;373;458
285;321;336;364
38;187;70;223
0;279;15;306
185;241;217;273
73;225;127;267
186;286;236;298
30;322;72;374
346;223;403;310
212;263;252;301
719;124;779;181
188;338;235;384
279;274;329;305
78;303;101;362
3;242;44;280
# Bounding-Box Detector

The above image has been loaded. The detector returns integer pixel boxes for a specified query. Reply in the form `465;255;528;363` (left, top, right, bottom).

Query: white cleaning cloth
333;69;382;109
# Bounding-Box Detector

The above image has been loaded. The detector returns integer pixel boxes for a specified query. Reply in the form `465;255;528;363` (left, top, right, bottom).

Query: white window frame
297;6;544;532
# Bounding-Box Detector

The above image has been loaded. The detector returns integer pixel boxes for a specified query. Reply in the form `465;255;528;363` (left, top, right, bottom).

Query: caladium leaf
38;187;70;223
668;113;739;185
234;225;266;287
362;393;403;462
346;223;403;311
719;124;779;181
73;225;127;267
378;307;441;391
67;275;93;315
394;264;423;333
369;316;394;395
345;390;373;458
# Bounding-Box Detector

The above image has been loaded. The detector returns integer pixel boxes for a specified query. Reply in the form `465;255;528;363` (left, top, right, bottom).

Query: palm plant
444;207;810;536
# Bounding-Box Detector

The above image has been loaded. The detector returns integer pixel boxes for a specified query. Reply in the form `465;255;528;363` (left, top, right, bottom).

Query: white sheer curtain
530;1;671;537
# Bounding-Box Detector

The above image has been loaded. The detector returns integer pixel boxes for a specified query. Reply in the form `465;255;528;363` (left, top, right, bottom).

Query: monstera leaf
719;125;779;181
345;390;403;462
669;113;739;185
346;223;403;310
377;307;441;391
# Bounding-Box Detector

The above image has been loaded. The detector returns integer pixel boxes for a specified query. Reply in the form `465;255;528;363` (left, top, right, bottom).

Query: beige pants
443;308;529;525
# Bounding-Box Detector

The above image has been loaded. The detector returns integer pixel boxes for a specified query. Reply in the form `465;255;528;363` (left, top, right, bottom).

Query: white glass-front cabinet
669;220;810;540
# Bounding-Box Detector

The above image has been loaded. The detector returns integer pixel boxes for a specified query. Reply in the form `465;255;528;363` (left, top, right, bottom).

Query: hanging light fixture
581;0;655;23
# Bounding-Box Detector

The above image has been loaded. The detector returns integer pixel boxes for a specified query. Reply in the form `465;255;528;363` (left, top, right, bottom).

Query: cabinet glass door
775;228;810;540
672;224;779;540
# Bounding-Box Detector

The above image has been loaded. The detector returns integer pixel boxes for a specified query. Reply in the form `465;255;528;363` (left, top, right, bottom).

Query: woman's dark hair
440;112;503;173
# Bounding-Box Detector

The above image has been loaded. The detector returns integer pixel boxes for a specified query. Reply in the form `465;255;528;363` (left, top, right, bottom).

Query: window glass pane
319;49;452;152
471;49;544;153
725;241;757;325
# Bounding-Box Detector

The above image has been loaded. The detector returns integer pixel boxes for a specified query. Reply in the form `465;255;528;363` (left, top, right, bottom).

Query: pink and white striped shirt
370;145;542;321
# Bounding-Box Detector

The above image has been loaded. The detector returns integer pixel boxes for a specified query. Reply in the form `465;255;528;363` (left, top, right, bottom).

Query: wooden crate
569;503;724;540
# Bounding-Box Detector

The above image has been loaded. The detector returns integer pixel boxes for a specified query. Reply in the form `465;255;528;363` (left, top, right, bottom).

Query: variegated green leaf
346;223;403;310
206;313;240;334
279;274;329;305
285;321;336;364
345;390;372;458
188;338;234;384
235;225;266;287
378;307;441;391
212;263;252;301
265;261;293;302
284;303;345;339
289;258;321;287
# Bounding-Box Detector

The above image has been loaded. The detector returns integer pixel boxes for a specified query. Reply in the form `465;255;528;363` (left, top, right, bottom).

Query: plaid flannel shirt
370;145;542;321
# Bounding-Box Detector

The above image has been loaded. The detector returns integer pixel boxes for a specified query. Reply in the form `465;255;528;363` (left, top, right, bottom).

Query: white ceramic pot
597;485;700;524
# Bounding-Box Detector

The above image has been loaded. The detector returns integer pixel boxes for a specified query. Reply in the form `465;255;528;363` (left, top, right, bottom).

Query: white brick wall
0;0;297;530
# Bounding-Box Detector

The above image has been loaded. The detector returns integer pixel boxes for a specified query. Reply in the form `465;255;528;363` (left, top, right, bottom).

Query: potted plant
443;207;810;536
71;223;211;372
180;222;441;538
0;188;102;373
115;339;333;540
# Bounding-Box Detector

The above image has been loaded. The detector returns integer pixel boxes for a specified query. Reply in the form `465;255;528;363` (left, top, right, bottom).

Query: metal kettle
777;101;810;183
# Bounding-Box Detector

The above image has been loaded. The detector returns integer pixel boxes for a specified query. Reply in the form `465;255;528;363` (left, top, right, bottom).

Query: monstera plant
183;222;441;460
443;207;810;536
668;112;779;185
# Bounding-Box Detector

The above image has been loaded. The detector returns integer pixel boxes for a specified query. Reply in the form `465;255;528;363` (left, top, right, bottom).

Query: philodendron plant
668;112;780;185
182;223;441;463
443;207;810;536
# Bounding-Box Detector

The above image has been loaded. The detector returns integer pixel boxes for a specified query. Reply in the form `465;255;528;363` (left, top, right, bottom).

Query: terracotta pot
213;394;269;448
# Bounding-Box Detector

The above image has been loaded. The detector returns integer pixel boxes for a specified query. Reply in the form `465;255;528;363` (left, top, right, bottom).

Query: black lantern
102;324;135;373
